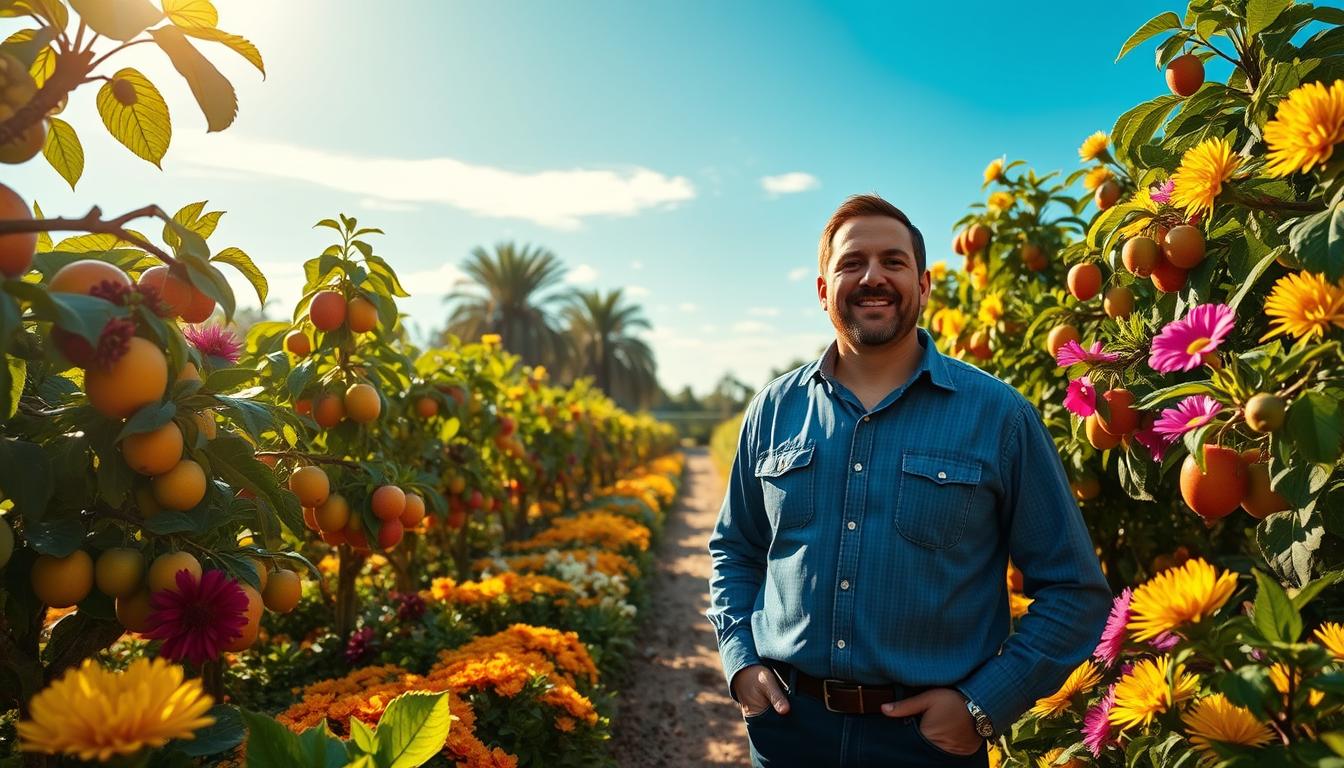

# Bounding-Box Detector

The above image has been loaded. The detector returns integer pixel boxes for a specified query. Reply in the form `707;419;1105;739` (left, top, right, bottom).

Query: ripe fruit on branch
284;330;311;356
378;518;404;550
147;551;202;594
1122;237;1160;278
965;224;990;253
315;493;350;532
1046;324;1080;357
1180;444;1246;523
344;382;381;423
1103;286;1134;318
152;459;207;510
224;584;263;651
1085;414;1123;450
1097;388;1139;436
968;329;992;360
262;569;302;613
289;466;330;507
1021;243;1046;271
1094;181;1121;210
415;396;439;418
0;182;36;277
121;421;184;476
137;266;193;318
95;548;144;598
85;337;169;419
115;590;153;632
1244;393;1286;433
179;285;216;323
1070;473;1100;501
1067;263;1102;301
1162;225;1205;269
347;295;378;333
314;393;345;428
401;492;426;527
372;485;406;520
1239;448;1290;519
1166;54;1205;97
1150;256;1188;293
50;259;132;295
952;231;966;256
31;550;94;608
309;290;346;331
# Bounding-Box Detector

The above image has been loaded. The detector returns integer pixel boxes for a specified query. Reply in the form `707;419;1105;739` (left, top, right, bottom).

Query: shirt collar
801;327;957;392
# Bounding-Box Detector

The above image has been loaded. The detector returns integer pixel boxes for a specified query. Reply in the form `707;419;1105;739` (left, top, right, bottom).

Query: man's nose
858;261;884;286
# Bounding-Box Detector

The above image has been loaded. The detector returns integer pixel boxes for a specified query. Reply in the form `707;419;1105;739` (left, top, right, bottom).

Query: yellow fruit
262;569;302;613
31;550;94;608
49;259;131;295
115;589;153;632
0;182;36;278
95;547;144;598
223;584;263;651
85;337;169;419
152;459;207;510
315;493;350;532
1046;324;1081;357
288;465;330;507
347;296;378;333
121;422;184;475
400;492;426;527
1245;393;1286;433
344;382;381;423
1103;286;1134;318
148;551;202;594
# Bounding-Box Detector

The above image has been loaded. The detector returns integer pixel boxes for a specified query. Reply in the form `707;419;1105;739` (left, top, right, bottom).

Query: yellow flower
1314;621;1344;660
984;158;1005;185
987;191;1015;213
1128;558;1238;642
1170;137;1242;218
1268;663;1325;707
1261;271;1344;341
1030;660;1102;718
1083;165;1113;192
970;260;989;290
1264;79;1344;177
931;307;968;340
978;292;1005;325
929;261;948;282
1009;591;1033;618
1108;656;1200;731
480;333;502;346
18;658;215;761
1182;694;1275;755
1078;131;1110;162
988;744;1003;768
1037;747;1085;768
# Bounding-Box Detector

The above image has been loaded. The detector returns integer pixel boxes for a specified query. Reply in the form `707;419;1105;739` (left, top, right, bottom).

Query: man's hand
730;664;791;718
881;688;981;756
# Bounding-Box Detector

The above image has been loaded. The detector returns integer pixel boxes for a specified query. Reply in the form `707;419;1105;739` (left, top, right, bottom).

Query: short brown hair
817;194;926;276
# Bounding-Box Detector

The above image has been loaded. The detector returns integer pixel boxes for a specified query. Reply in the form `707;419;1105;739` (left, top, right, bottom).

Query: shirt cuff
956;661;1031;738
717;627;762;703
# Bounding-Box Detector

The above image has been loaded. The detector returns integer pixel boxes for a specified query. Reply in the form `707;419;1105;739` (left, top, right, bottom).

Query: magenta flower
1133;425;1177;462
1151;632;1181;651
1148;303;1236;373
1150;179;1175;204
1082;685;1118;757
1093;588;1132;666
183;324;242;364
1055;340;1120;368
144;569;249;665
1064;376;1098;418
1153;395;1224;437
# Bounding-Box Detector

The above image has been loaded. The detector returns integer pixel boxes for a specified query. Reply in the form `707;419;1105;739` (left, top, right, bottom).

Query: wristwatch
965;698;995;739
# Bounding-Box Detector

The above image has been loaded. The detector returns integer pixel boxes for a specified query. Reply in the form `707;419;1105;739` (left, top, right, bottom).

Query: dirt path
608;447;749;767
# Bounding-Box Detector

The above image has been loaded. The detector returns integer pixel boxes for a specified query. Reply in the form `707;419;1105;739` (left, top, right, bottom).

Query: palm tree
563;289;659;409
442;243;572;369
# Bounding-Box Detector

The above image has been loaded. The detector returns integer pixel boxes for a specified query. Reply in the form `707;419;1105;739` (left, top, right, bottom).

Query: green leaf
203;435;305;536
3;281;128;345
1290;572;1339;611
213;246;268;304
116;400;177;441
374;691;451;768
180;25;265;77
23;511;83;556
162;0;217;27
0;438;52;522
1136;379;1216;410
1;26;56;70
1112;94;1183;165
1227;247;1282;313
96;68;172;168
150;26;237;132
348;717;376;755
240;709;350;768
204;366;257;393
1258;508;1326;588
41;116;83;190
1247;0;1291;38
1253;568;1301;643
1116;12;1183;61
1285;391;1344;464
1287;202;1343;281
174;704;245;757
67;0;162;40
143;510;207;535
2;355;24;421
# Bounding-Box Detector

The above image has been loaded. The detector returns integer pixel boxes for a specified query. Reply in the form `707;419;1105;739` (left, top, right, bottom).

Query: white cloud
625;285;651;298
399;263;470;297
733;320;773;334
177;134;696;231
787;266;811;281
678;302;698;312
748;307;780;317
566;264;599;285
648;328;834;393
761;172;820;196
631;260;644;271
358;197;421;212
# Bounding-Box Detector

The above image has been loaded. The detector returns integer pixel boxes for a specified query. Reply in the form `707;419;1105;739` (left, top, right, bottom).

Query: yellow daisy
931;307;968;340
18;658;215;762
1128;558;1238;642
1030;660;1102;718
1264;79;1344;177
1261;271;1344;341
1182;694;1275;755
1268;663;1325;707
929;260;948;282
1313;621;1344;660
1108;656;1200;731
978;292;1005;325
1083;165;1113;192
970;260;989;291
987;191;1015;212
1037;748;1085;768
984;157;1005;185
1170;137;1243;218
1078;131;1110;162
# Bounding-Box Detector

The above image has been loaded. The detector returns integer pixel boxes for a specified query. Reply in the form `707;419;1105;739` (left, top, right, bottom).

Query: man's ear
918;268;931;312
817;274;827;311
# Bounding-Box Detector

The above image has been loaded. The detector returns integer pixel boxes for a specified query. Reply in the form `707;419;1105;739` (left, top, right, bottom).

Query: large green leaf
162;0;217;27
1111;94;1182;165
96;68;171;168
173;705;245;757
240;709;349;768
1247;0;1291;38
2;355;23;422
150;26;237;132
3;282;128;345
1252;568;1301;642
213;246;268;304
181;25;265;77
41;116;83;190
0;438;51;523
1286;390;1344;463
1116;12;1183;61
68;0;162;41
1258;507;1325;588
373;692;451;768
202;435;305;536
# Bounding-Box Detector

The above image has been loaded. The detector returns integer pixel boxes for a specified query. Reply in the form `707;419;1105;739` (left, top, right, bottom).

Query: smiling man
706;194;1111;766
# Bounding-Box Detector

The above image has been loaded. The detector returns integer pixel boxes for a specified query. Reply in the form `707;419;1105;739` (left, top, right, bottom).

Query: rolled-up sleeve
956;402;1112;734
706;396;772;702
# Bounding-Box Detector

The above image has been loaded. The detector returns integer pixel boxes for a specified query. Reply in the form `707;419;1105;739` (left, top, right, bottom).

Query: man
706;194;1111;766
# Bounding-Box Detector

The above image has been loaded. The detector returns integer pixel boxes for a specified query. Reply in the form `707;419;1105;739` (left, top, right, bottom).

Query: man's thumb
881;691;931;718
764;672;790;713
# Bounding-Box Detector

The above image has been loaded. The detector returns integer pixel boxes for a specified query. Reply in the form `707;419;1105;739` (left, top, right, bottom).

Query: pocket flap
755;444;815;478
902;453;981;485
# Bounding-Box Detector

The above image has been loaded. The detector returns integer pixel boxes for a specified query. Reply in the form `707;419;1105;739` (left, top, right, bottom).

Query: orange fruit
1122;237;1160;278
95;547;144;598
309;290;346;331
1163;225;1205;269
137;265;193;318
289;466;330;507
86;337;169;419
372;485;406;520
966;224;990;253
0;120;44;164
1067;263;1102;301
1103;286;1134;318
249;558;269;593
1098;388;1139;436
284;330;311;356
115;589;153;632
179;285;216;324
1022;243;1046;271
315;493;350;532
1166;54;1205;97
0;182;36;278
121;421;184;476
347;296;378;333
400;492;426;527
344;382;381;423
378;518;404;550
32;550;94;608
262;569;302;613
303;505;320;531
952;231;966;255
447;475;466;495
415;396;439;419
294;398;313;416
968;329;992;360
1071;474;1101;501
1085;414;1123;450
1245;393;1286;433
320;529;347;547
1180;444;1247;522
313;393;345;429
1046;324;1081;357
1239;449;1289;519
223;584;263;651
1150;256;1188;293
49;259;132;295
148;551;202;594
153;459;207;510
1094;180;1120;210
345;513;369;550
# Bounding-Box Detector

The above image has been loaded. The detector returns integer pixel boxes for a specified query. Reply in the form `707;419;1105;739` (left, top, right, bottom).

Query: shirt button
840;580;850;590
836;639;846;649
863;415;870;422
847;521;856;531
937;471;947;480
854;462;863;472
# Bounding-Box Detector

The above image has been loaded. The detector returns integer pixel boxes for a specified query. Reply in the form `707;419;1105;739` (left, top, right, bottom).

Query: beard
832;288;920;347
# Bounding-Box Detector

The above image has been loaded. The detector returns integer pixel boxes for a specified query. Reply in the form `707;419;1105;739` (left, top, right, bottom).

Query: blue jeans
744;665;990;767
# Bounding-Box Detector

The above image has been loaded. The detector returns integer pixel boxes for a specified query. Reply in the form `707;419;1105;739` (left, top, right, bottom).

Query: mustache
848;289;899;303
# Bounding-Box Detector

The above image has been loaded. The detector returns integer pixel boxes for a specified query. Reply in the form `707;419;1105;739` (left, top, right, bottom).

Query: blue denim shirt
706;327;1111;734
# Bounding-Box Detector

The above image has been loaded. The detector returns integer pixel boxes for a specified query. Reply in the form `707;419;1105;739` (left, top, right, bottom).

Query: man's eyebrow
837;247;912;260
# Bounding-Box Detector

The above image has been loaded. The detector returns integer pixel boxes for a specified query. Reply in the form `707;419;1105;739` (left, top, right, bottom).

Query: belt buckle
822;679;862;714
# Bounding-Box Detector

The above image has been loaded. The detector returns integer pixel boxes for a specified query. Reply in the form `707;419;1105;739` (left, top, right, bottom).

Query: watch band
964;698;995;738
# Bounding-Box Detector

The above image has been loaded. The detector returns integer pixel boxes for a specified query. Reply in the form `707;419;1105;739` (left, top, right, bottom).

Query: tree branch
0;49;93;145
0;204;177;265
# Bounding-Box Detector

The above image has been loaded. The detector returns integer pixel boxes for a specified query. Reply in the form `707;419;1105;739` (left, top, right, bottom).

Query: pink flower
144;569;249;665
1093;588;1132;666
1082;685;1117;757
1055;340;1120;367
1148;303;1236;373
1133;425;1177;462
1150;179;1175;204
1153;394;1224;437
1151;632;1180;651
1064;376;1098;417
183;324;242;364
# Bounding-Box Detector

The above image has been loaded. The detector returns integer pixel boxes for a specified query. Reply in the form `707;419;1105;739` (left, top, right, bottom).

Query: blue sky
7;0;1204;395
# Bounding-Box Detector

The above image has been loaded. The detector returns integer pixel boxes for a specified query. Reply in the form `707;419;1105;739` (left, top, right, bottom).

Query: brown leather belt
764;660;932;715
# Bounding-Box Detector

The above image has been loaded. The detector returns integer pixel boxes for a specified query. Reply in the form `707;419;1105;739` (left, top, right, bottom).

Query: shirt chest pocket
895;452;982;550
755;443;816;531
